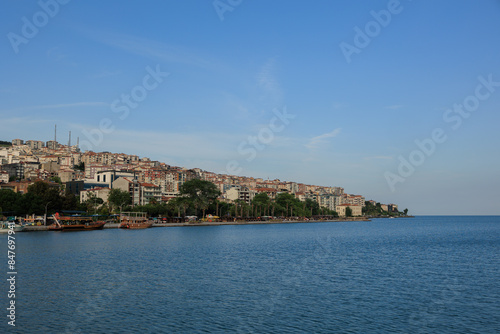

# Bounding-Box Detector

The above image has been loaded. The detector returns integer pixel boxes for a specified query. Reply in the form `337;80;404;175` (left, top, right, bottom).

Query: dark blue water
1;216;499;333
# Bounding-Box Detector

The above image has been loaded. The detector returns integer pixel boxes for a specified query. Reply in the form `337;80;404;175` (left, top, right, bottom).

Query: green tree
27;180;50;197
74;162;85;171
27;181;62;215
0;189;22;215
84;192;104;214
345;206;352;217
61;193;79;211
252;192;271;207
404;208;408;216
363;201;389;217
252;193;271;216
168;197;185;217
108;188;131;213
134;202;169;217
304;198;320;217
275;193;306;217
179;179;221;218
49;176;62;184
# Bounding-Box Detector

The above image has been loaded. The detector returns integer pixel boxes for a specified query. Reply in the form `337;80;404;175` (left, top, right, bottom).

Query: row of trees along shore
0;179;406;218
0;179;338;218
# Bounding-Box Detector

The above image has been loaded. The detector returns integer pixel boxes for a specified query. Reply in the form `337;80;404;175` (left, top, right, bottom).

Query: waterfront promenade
20;217;372;231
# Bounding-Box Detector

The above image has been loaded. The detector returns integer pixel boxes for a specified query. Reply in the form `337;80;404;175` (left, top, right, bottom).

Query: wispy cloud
2;117;55;125
332;102;348;109
384;105;404;110
89;70;122;79
306;128;341;150
364;155;394;160
220;92;251;120
2;102;109;113
0;117;63;142
46;47;67;62
256;58;283;106
80;29;211;69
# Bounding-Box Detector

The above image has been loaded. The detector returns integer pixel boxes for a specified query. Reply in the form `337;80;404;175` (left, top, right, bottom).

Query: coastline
20;217;376;231
152;216;372;227
19;216;417;231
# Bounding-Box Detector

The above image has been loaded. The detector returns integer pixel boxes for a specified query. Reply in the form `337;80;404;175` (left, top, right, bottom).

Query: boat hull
48;221;107;231
0;223;24;233
119;222;153;229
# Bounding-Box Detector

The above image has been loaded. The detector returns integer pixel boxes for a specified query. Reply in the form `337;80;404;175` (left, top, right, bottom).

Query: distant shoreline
20;216;417;231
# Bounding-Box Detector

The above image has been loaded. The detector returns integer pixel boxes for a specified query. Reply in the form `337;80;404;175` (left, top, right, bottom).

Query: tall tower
68;131;71;151
54;124;57;143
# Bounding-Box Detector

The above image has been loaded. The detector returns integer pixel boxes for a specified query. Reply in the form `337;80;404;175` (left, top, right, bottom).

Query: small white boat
0;221;25;233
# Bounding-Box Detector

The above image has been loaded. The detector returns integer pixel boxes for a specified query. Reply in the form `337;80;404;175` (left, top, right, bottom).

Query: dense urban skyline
1;1;500;215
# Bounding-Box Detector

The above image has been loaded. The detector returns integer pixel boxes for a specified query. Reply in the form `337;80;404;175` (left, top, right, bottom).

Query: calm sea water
1;216;499;333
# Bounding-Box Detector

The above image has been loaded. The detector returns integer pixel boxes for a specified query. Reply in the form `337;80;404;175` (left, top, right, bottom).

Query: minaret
68;131;71;152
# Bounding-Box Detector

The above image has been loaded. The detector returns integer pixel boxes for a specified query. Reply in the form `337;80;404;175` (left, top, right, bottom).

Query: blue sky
1;0;500;215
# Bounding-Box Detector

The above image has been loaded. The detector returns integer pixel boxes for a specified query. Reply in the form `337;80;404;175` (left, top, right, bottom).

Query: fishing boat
119;212;153;229
48;213;107;231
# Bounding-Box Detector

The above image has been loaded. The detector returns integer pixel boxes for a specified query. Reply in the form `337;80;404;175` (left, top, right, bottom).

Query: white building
94;170;137;188
80;187;111;204
139;183;162;205
224;186;255;204
319;194;342;211
0;171;9;183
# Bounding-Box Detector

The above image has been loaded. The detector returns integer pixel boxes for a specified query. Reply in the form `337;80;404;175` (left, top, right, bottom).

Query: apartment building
141;168;178;194
388;204;399;212
113;177;141;206
46;140;59;150
94;170;137;188
318;194;342;211
140;183;162;205
25;140;45;150
0;171;9;183
224;186;255;204
342;194;366;207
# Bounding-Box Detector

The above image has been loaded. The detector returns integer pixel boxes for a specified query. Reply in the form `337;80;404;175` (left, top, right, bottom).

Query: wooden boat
119;212;153;229
48;213;107;231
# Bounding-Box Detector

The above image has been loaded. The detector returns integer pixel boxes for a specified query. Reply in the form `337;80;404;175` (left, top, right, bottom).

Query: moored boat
48;213;107;231
119;212;153;229
0;221;25;233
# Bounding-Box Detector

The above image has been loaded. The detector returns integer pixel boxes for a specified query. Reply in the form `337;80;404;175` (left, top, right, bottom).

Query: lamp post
44;201;51;226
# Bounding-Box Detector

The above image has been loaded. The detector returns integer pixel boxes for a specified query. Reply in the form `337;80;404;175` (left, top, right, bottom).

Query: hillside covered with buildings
0;138;402;218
